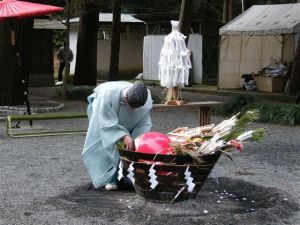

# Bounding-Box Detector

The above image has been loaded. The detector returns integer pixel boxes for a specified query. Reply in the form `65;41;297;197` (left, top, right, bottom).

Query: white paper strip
184;165;195;193
148;164;158;189
127;162;135;184
117;161;124;181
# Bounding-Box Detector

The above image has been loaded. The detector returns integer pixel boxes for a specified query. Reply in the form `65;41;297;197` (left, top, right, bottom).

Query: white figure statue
158;20;192;105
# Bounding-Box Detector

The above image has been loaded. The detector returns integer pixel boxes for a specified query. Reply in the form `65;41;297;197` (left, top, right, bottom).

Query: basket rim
117;147;221;164
120;157;217;168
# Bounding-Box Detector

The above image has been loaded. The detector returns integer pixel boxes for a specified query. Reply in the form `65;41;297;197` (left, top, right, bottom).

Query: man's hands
123;135;133;151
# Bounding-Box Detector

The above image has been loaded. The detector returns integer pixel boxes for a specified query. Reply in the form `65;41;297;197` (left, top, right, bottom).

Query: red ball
135;132;174;155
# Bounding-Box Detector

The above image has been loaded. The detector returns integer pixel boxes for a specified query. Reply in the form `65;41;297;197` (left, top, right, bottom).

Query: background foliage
213;94;300;126
53;30;65;50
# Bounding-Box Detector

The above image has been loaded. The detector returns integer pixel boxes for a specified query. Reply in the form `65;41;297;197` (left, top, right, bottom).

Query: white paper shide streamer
170;166;195;203
158;20;191;88
148;164;159;189
117;161;124;181
184;165;195;192
127;162;135;184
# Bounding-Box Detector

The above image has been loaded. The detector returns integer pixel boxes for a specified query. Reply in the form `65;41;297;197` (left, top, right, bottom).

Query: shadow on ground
47;177;298;225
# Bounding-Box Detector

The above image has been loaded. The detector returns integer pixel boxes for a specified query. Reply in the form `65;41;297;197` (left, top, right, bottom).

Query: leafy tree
53;30;65;50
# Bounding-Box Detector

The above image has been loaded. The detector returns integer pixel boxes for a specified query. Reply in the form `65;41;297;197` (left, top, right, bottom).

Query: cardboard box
255;76;287;93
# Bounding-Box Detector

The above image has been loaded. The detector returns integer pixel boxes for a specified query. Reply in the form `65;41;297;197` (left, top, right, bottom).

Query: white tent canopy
220;3;300;36
218;3;300;90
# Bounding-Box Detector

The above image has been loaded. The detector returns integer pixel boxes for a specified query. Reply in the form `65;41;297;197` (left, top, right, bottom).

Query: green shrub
257;103;283;123
142;80;160;86
151;94;162;104
66;85;95;100
216;94;262;116
273;104;300;126
127;79;160;87
213;94;300;126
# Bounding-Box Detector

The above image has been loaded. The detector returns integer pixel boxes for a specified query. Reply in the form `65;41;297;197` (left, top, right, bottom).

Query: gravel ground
0;86;299;225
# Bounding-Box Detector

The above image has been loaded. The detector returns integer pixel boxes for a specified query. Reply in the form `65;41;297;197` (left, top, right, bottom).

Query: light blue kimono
82;81;152;188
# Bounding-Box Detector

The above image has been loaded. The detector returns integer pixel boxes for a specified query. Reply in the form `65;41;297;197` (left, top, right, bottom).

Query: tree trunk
179;0;193;44
287;37;300;96
62;0;72;98
228;0;233;21
222;0;227;23
222;0;232;23
108;0;121;81
73;0;99;86
0;19;33;106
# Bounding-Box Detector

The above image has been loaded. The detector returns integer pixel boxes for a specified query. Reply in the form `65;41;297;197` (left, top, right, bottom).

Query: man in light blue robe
82;81;152;190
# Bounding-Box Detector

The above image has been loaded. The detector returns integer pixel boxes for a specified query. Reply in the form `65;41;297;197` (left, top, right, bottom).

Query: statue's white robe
82;81;152;188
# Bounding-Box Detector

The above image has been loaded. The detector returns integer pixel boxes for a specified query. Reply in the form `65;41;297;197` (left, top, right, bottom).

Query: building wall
143;35;165;81
97;39;143;79
218;35;284;89
69;24;144;79
69;24;79;75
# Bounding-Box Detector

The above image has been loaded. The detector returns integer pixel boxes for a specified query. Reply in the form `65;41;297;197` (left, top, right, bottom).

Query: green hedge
213;94;300;126
66;85;95;100
65;84;162;104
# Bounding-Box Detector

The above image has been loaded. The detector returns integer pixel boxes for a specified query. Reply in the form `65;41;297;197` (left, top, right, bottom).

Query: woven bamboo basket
118;148;221;203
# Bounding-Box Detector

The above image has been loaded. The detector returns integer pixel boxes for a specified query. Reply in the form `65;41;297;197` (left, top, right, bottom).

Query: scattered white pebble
225;193;228;195
235;199;239;201
245;209;250;212
251;200;255;203
217;200;221;203
224;190;227;192
283;198;288;201
119;199;123;202
128;205;132;209
242;198;247;201
215;190;218;193
250;208;255;211
221;193;224;195
229;194;233;196
220;196;223;199
126;200;130;203
203;210;208;214
165;208;170;211
210;192;213;194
